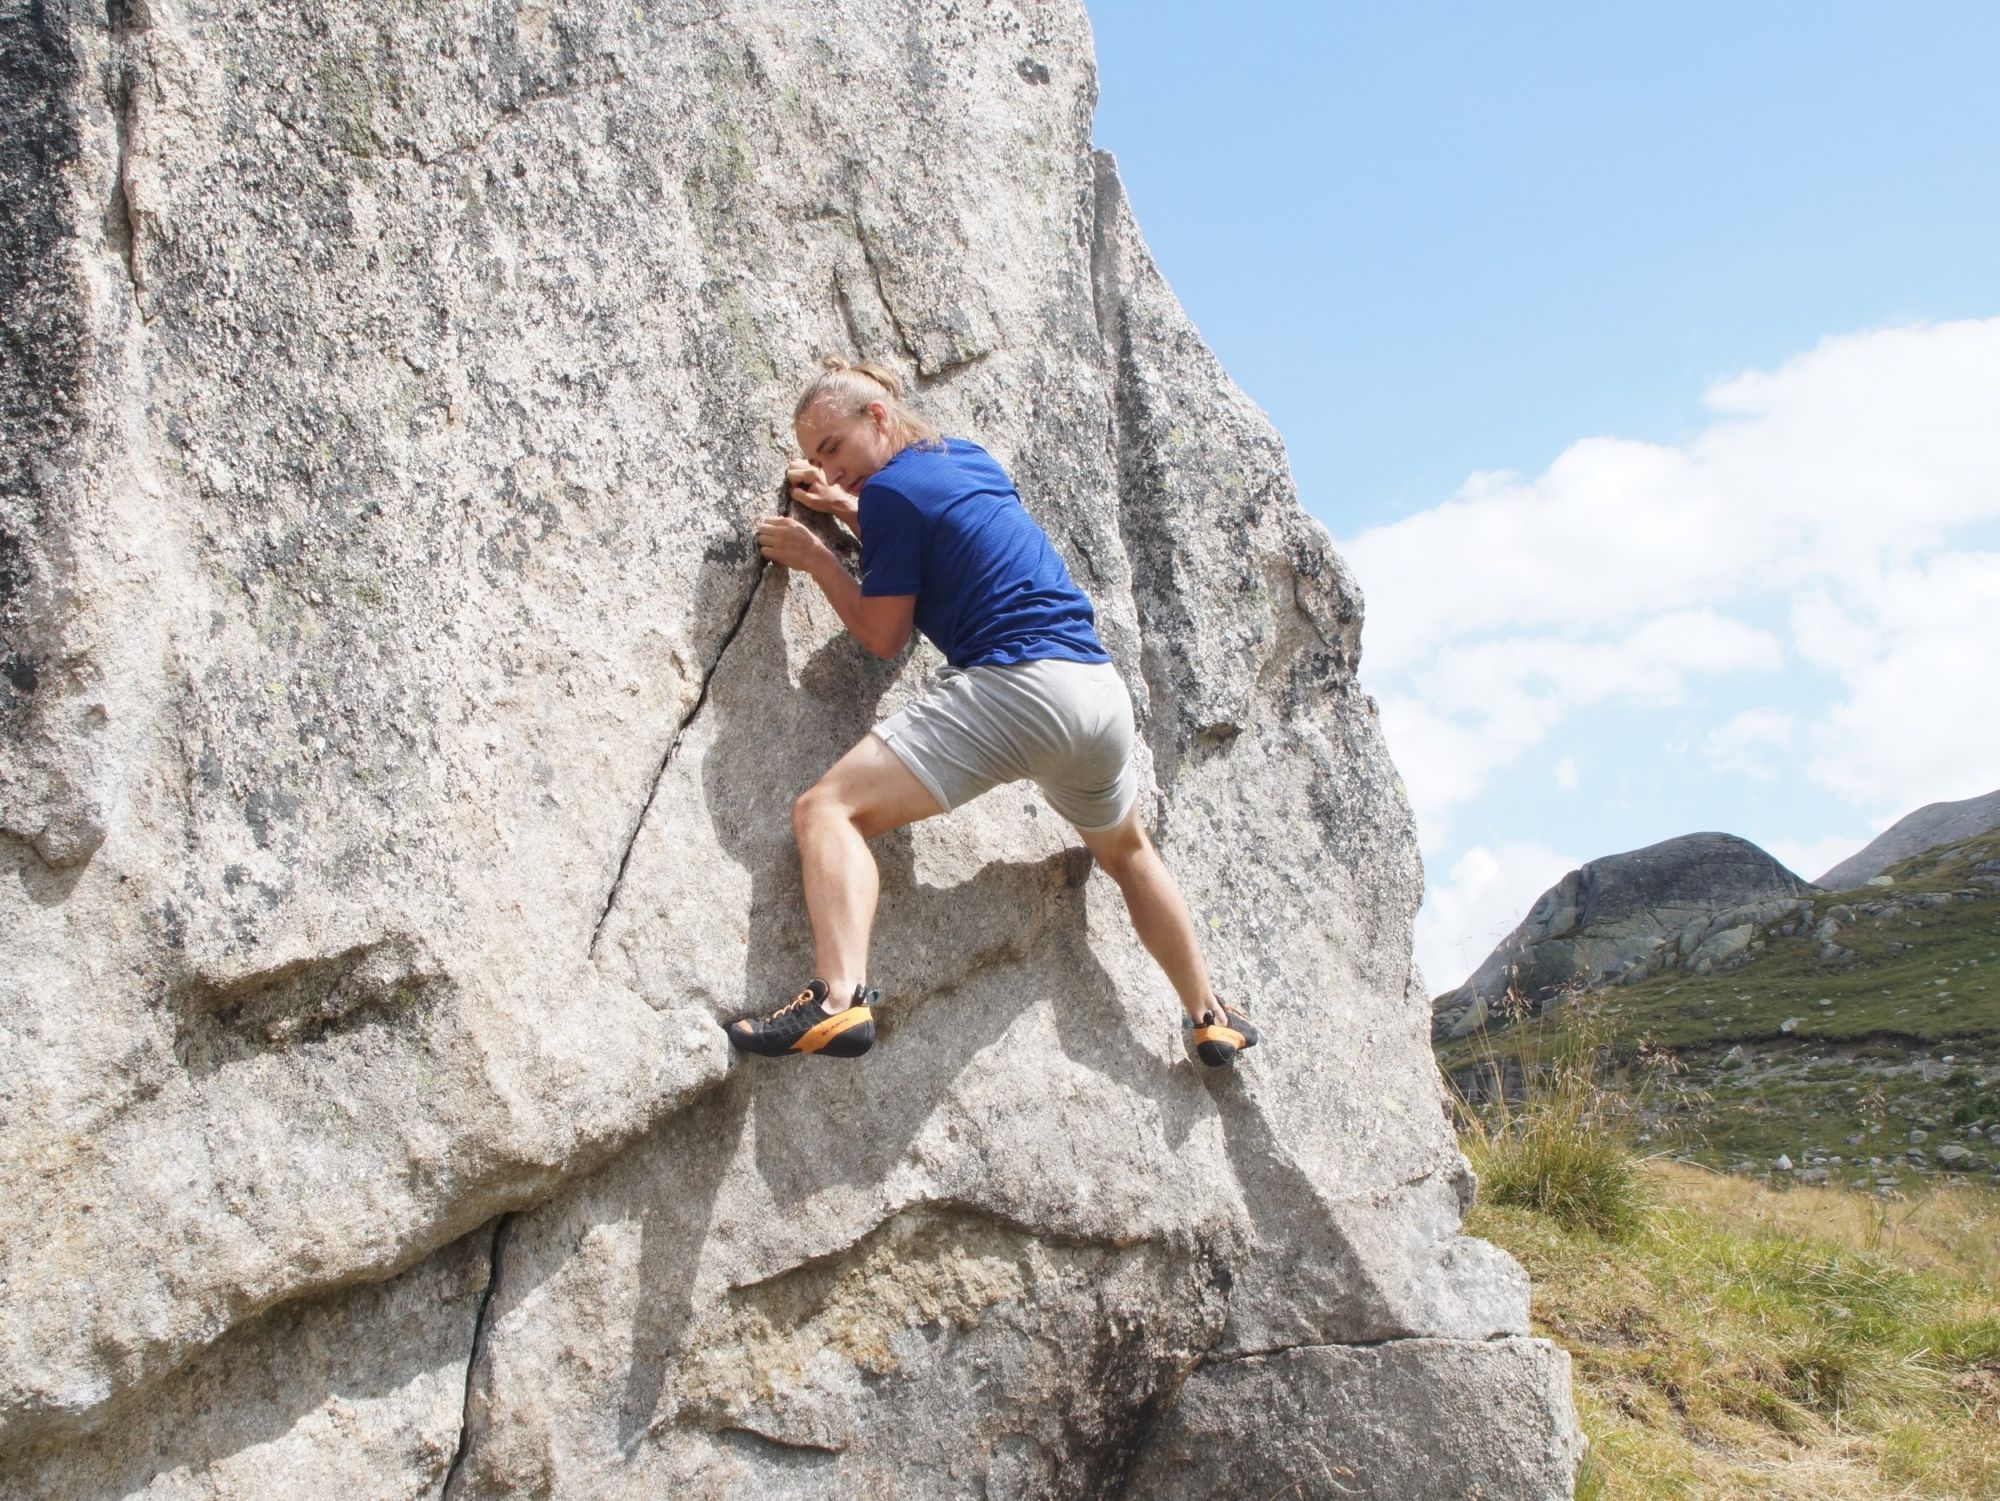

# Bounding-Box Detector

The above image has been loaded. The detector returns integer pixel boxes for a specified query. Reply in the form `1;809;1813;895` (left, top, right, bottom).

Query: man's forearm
806;550;868;635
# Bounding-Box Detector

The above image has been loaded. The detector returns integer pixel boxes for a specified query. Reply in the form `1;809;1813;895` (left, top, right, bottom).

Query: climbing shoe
1185;999;1259;1067
726;979;877;1058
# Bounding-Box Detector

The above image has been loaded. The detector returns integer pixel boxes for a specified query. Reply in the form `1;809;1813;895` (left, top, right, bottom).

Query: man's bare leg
790;733;943;1011
1074;806;1218;1024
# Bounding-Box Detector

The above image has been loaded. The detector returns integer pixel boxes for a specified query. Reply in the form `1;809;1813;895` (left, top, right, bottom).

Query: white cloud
1347;318;2000;678
1800;551;2000;811
1345;317;2000;835
1345;317;2000;975
1765;833;1869;886
1415;841;1580;997
1554;754;1579;791
1704;708;1796;781
1377;695;1543;856
1379;609;1782;849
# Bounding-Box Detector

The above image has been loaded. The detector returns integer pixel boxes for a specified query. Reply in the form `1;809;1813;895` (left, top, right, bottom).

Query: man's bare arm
754;514;912;658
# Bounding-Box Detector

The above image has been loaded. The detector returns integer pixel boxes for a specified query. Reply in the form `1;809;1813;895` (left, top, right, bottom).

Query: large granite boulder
1;1;1578;1495
1433;832;1813;1038
1817;787;2000;889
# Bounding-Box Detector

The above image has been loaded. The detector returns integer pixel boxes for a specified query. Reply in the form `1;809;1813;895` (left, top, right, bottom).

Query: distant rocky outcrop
1;1;1577;1496
1433;833;1814;1040
1817;788;2000;890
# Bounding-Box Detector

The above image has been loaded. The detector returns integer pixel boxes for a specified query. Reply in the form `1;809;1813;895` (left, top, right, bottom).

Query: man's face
795;401;895;493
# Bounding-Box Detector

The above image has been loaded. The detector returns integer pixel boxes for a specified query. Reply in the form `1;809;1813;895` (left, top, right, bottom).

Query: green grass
1449;941;2000;1497
1465;1136;2000;1498
1455;1006;1650;1239
1476;1166;2000;1500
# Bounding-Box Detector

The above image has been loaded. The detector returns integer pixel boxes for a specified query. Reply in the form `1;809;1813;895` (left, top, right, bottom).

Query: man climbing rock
726;355;1257;1067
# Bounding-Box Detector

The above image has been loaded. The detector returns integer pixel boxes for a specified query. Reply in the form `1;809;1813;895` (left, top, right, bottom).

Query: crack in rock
588;560;768;953
1203;1330;1526;1368
106;0;149;309
401;62;629;169
849;214;918;366
720;1424;845;1457
440;1212;515;1501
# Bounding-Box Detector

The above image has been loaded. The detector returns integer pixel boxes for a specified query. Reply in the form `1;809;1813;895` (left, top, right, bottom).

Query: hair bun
848;359;902;399
815;353;898;396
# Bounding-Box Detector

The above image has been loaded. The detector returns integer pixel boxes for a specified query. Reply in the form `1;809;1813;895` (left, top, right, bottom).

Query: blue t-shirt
858;438;1111;669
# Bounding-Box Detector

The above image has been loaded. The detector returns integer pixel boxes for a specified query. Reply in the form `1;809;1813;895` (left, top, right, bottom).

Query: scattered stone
1780;1018;1800;1035
1867;875;1896;886
1775;1154;1793;1171
1689;924;1757;974
1936;1145;1976;1169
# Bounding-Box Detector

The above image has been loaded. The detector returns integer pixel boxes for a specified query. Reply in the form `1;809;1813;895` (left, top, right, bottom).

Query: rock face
1433;833;1813;1037
1817;788;2000;890
1;1;1578;1496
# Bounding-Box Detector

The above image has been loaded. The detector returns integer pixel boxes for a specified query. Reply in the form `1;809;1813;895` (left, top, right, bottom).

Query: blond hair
793;355;943;449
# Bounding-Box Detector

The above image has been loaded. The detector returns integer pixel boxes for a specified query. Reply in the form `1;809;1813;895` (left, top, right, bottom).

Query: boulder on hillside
1433;833;1813;1038
0;1;1577;1496
1817;788;2000;890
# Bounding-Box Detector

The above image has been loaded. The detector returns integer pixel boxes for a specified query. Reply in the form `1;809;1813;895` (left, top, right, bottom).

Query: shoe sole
794;1006;874;1057
1184;1024;1264;1072
1192;1021;1249;1066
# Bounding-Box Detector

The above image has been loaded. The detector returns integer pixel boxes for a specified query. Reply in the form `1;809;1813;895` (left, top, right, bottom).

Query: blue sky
1085;2;2000;990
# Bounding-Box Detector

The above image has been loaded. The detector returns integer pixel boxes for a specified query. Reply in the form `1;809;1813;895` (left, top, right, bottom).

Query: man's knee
793;780;846;837
1086;820;1150;884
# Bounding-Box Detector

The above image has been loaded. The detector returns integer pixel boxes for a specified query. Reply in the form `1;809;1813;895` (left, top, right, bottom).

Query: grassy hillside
1440;830;2000;1188
1453;1000;2000;1500
1472;1161;2000;1500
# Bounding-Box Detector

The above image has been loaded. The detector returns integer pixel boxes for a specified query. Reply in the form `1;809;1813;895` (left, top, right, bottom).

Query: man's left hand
755;514;830;572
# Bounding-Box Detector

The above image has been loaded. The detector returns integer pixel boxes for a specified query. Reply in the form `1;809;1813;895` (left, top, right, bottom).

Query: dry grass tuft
1470;1161;2000;1500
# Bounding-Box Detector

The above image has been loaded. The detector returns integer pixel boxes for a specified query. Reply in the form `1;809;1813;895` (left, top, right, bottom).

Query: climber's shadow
614;1079;753;1455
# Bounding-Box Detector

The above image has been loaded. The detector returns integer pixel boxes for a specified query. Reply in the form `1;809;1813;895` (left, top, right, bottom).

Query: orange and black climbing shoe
726;979;877;1058
1185;999;1259;1067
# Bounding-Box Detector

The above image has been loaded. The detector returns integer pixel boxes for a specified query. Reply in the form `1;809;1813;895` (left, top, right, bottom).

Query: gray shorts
873;658;1138;832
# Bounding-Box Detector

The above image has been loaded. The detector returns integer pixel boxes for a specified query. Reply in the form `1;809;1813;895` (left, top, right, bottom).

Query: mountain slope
1818;787;2000;889
1432;833;1812;1041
